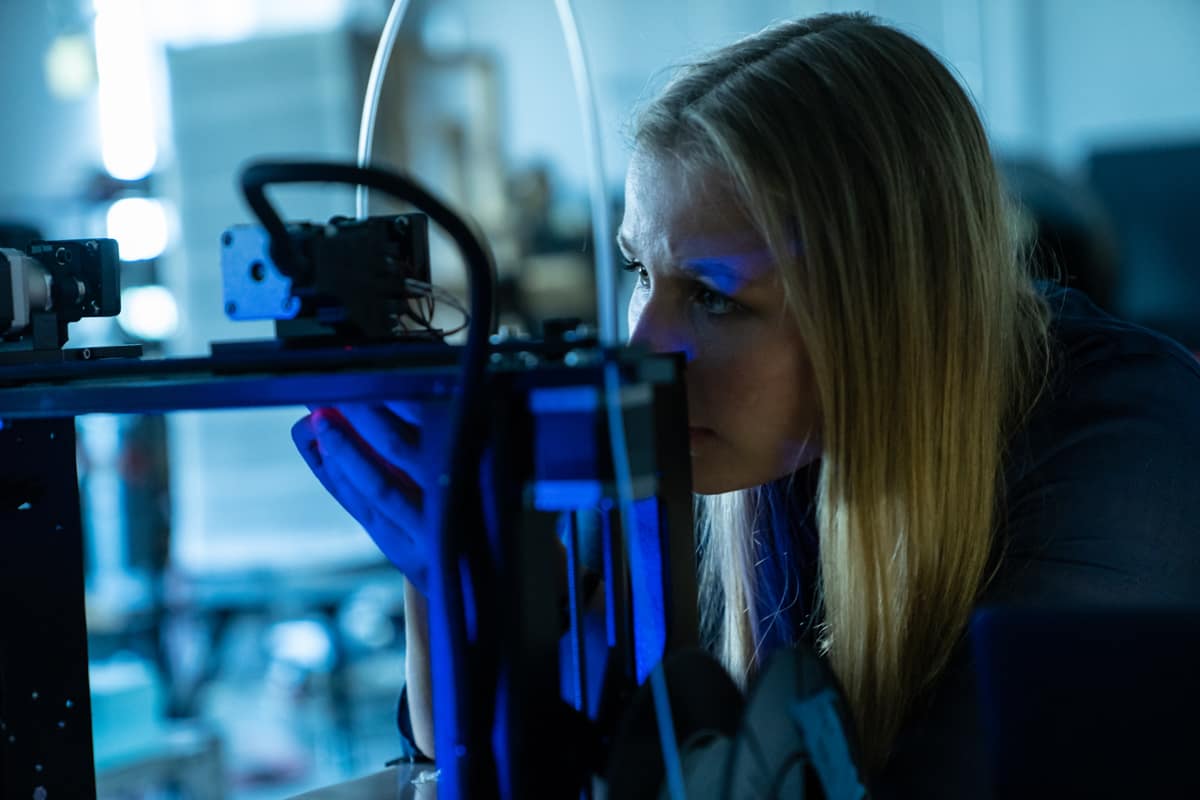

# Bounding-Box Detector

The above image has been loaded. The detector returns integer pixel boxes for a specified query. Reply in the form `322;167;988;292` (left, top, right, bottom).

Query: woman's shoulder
1037;279;1200;382
994;281;1200;606
1014;280;1200;460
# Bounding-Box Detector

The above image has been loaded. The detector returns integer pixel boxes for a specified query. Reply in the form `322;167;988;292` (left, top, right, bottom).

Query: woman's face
619;151;821;494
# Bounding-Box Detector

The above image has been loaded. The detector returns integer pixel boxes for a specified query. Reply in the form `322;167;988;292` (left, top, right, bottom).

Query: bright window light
268;619;335;670
45;34;97;100
146;0;350;48
94;0;158;180
106;197;170;261
117;285;180;341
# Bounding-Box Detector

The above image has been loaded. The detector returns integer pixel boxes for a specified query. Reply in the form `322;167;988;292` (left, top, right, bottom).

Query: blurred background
1;0;1197;796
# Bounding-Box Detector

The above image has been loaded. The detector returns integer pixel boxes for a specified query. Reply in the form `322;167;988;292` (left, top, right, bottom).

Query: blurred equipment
1087;140;1200;350
999;158;1120;313
0;236;135;362
90;655;224;800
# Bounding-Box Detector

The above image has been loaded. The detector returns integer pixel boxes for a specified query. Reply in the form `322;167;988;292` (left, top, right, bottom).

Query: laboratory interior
1;0;1199;798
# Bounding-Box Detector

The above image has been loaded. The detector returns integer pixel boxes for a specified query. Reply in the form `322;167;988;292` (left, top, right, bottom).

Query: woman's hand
291;402;434;594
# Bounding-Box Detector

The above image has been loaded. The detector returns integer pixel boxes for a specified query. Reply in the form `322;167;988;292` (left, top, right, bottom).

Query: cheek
752;352;817;440
708;341;813;432
684;335;756;413
626;294;645;340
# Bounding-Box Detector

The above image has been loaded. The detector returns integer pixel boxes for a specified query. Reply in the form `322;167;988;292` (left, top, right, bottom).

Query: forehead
622;153;745;240
620;152;775;280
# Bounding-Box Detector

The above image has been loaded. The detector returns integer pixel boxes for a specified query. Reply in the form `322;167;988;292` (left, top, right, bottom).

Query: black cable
240;160;498;795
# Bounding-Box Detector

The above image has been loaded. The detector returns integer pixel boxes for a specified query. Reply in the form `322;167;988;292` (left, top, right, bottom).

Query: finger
308;400;421;427
333;403;424;481
311;407;422;501
298;416;427;574
292;414;325;471
383;399;423;427
294;415;386;527
314;412;425;522
321;456;426;574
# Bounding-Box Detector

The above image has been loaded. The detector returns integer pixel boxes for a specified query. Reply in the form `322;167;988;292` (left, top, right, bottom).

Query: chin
690;465;765;496
690;451;822;496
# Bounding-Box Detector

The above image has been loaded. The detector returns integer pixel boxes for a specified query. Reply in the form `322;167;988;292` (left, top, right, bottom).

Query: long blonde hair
634;13;1051;770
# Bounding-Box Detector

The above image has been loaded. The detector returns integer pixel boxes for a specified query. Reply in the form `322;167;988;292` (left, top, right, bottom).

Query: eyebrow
680;259;751;295
616;231;764;295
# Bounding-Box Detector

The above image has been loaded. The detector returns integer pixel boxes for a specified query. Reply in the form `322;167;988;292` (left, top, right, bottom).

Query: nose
627;294;695;362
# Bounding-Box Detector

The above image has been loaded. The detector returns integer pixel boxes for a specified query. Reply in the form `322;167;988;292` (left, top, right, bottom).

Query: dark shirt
867;283;1200;797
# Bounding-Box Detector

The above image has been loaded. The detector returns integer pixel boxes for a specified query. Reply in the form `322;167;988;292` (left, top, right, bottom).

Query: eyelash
621;257;742;317
620;257;651;288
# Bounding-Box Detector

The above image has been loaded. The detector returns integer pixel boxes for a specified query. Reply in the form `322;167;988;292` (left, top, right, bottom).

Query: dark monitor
1087;140;1200;350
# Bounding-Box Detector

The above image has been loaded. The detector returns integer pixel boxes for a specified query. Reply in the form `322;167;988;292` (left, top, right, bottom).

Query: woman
293;12;1200;795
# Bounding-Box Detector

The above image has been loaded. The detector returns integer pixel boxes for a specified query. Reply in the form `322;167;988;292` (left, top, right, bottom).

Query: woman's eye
622;258;650;289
